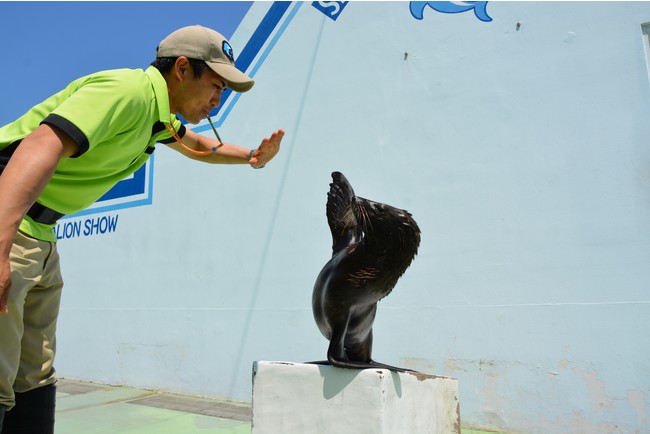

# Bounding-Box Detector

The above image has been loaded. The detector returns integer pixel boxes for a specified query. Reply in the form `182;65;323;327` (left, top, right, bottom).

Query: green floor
56;379;251;434
54;379;500;434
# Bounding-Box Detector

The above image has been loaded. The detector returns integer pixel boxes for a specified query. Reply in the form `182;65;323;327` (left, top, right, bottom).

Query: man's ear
174;56;190;82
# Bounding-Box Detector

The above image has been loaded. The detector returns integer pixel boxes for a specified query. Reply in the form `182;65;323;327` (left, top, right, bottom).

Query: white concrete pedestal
251;361;460;434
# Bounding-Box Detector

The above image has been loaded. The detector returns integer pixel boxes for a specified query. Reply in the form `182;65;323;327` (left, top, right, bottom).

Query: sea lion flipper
326;172;357;251
326;172;355;225
324;319;357;369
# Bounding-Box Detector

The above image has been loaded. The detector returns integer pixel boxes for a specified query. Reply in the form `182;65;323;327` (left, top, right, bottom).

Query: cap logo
222;41;234;63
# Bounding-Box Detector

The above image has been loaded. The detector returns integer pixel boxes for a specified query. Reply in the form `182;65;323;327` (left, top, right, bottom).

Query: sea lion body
312;172;421;371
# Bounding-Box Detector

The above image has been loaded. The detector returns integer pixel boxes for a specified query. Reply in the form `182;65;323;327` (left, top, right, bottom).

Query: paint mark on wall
479;376;510;428
573;368;615;411
627;389;647;425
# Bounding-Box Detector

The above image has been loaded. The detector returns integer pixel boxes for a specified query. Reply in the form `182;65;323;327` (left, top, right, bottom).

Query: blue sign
312;1;349;21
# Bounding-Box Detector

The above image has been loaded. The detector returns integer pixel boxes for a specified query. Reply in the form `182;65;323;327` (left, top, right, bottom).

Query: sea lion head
352;196;421;250
328;172;420;253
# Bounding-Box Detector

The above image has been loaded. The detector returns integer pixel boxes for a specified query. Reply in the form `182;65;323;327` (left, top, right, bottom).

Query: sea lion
311;172;421;372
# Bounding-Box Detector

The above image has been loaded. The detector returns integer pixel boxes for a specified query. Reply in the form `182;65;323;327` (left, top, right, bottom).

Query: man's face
174;64;227;124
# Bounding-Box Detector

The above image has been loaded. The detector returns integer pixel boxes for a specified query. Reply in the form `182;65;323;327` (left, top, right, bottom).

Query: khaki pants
0;231;63;410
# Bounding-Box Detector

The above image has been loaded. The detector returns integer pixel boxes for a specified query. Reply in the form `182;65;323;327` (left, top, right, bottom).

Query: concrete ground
54;379;500;434
55;379;251;434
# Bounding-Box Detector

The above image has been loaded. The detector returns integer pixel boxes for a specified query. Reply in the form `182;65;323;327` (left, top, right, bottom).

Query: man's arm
164;128;284;168
0;124;79;313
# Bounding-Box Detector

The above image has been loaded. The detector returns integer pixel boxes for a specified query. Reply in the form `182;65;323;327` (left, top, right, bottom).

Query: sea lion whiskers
353;198;374;235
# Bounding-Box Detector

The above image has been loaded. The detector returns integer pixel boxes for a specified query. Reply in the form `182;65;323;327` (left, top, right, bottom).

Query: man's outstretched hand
249;129;284;168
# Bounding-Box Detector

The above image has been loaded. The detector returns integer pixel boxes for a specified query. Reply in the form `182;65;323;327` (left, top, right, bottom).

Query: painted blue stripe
67;195;153;219
62;154;155;219
97;165;146;201
250;2;302;78
65;197;154;219
194;1;303;133
208;1;292;120
238;2;292;71
215;2;303;126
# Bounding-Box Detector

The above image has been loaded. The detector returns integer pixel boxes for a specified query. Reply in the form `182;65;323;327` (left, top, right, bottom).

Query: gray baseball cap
157;25;254;93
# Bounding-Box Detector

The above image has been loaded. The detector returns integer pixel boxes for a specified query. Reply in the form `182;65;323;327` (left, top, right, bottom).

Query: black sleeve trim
41;113;89;158
0;141;21;174
157;124;186;144
151;121;166;136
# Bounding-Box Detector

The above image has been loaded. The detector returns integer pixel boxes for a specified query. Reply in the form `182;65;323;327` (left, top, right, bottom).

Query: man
0;25;284;433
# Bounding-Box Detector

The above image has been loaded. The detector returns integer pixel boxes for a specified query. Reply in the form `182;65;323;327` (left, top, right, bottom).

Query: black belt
26;202;65;225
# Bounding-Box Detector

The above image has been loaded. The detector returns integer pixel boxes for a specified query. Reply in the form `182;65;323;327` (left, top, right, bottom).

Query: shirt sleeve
40;71;149;158
155;115;186;145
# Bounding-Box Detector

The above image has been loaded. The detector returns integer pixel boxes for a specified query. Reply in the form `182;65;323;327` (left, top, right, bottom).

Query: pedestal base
251;361;460;434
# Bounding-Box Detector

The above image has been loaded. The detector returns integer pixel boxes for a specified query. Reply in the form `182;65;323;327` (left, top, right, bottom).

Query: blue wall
10;2;647;433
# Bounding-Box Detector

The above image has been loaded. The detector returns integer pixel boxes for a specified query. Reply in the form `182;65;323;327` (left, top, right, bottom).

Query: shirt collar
144;66;173;125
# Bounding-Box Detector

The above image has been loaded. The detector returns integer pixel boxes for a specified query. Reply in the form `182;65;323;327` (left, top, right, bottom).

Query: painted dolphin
410;1;492;22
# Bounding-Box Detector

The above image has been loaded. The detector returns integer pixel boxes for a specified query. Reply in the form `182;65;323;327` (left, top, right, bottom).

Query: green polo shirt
0;66;184;242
